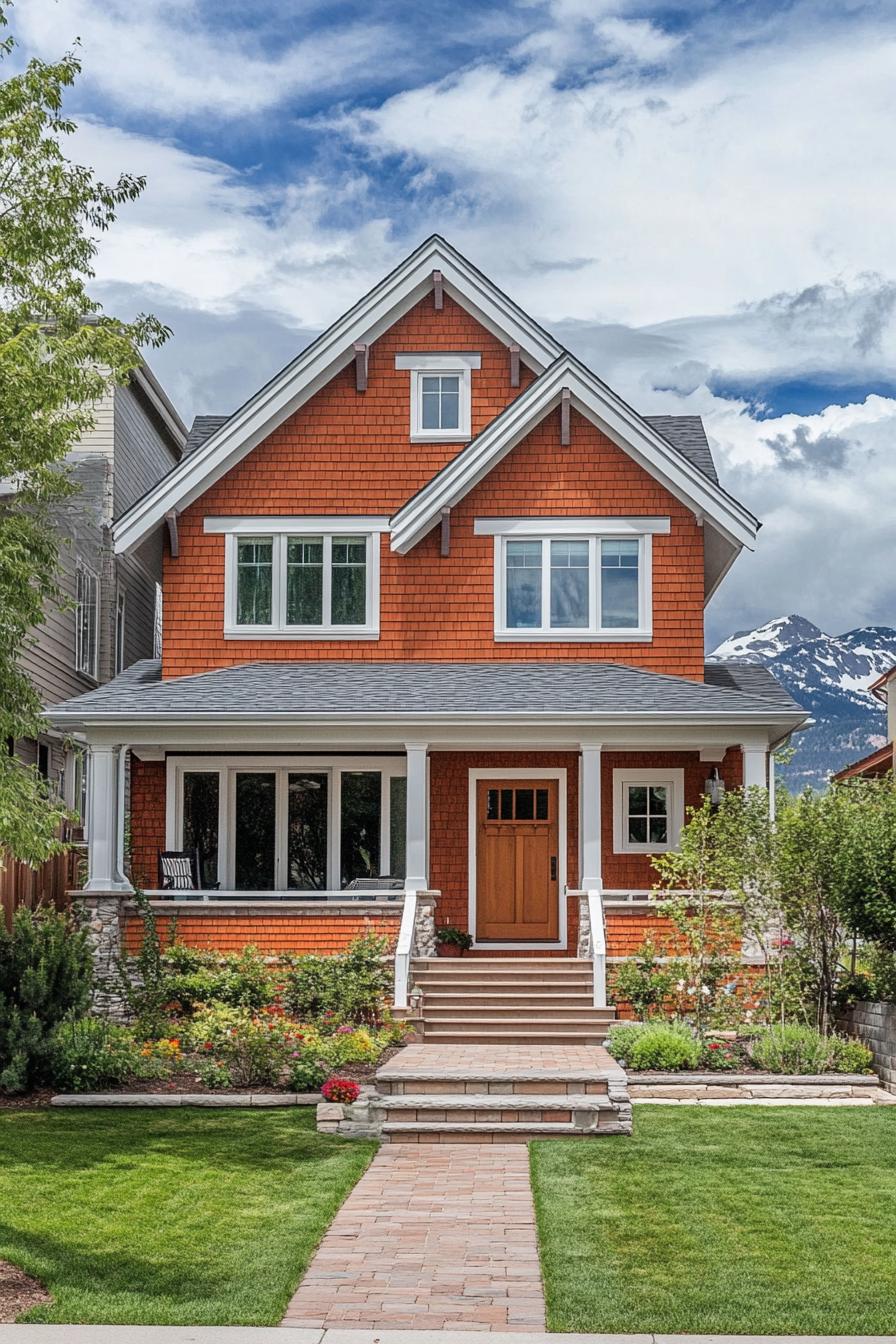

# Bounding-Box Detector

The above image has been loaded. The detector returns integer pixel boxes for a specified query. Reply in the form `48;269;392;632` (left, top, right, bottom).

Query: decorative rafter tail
560;387;571;446
353;342;368;392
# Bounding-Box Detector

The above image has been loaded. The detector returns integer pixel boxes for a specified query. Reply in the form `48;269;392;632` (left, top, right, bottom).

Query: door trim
467;767;567;950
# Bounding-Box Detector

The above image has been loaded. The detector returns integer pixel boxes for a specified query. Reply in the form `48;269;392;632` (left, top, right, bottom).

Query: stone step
423;1006;613;1022
382;1120;625;1142
422;1027;609;1044
379;1092;611;1114
377;1077;613;1096
415;973;595;989
421;989;597;1003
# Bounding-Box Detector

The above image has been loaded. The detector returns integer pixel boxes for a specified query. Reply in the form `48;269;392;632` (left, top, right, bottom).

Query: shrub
187;1004;304;1088
282;934;392;1024
321;1078;360;1104
306;1024;388;1068
606;1018;694;1065
749;1024;872;1074
288;1057;328;1092
611;939;675;1019
0;907;93;1093
700;1038;747;1071
117;889;177;1037
627;1024;701;1071
435;926;473;950
160;945;274;1013
49;1016;150;1092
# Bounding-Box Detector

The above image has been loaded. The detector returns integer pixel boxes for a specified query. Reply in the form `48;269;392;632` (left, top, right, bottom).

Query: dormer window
395;352;480;442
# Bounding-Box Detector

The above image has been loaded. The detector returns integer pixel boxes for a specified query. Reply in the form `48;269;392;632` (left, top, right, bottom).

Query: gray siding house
10;364;185;828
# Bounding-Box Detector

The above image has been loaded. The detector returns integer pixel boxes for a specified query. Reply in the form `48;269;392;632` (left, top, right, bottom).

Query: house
833;664;895;780
48;238;806;1033
3;364;185;914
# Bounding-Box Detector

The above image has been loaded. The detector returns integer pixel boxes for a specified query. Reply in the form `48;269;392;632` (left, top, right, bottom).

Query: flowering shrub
321;1078;361;1103
50;1017;158;1092
160;945;275;1013
287;1057;328;1092
749;1024;873;1075
700;1038;747;1071
186;1004;304;1088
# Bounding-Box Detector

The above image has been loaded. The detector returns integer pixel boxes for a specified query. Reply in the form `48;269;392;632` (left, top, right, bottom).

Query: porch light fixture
704;766;725;808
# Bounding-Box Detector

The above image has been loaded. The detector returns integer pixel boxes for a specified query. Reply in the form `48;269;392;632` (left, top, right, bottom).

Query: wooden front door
475;779;560;942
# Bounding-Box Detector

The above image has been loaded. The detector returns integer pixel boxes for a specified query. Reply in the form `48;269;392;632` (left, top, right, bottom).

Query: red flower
322;1078;361;1104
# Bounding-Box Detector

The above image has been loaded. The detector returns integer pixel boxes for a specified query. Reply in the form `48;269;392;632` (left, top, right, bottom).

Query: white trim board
475;516;670;536
467;767;567;951
113;237;562;556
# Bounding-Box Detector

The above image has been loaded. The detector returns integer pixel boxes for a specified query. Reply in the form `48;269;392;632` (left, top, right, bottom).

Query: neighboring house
48;239;806;1026
833;664;896;780
8;364;185;860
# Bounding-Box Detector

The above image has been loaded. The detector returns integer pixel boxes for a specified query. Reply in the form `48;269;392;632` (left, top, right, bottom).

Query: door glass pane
505;540;542;628
287;773;328;890
389;776;407;878
286;537;323;625
341;771;381;885
601;539;639;628
515;788;534;820
500;788;514;820
550;540;589;628
236;538;273;625
535;788;549;820
183;772;219;887
331;537;367;625
234;773;276;889
486;788;499;820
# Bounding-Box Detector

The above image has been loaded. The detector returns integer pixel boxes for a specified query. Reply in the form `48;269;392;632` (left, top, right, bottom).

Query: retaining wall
838;1000;896;1093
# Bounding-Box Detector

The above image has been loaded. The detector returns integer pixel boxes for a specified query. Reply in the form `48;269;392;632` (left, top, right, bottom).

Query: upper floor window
476;517;667;641
114;588;127;674
395;352;480;442
75;561;99;678
210;517;385;639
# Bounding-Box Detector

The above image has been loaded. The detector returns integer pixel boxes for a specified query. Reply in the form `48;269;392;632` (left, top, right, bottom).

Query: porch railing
393;889;437;1010
573;888;608;1009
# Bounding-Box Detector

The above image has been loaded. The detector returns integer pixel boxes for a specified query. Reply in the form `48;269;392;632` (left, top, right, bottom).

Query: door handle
550;855;557;881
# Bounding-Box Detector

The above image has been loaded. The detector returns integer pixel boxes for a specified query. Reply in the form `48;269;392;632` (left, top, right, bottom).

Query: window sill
223;628;380;641
409;431;470;443
494;629;652;642
614;845;673;856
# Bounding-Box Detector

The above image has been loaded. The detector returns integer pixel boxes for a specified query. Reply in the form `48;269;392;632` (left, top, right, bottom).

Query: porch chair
157;849;219;895
341;875;404;900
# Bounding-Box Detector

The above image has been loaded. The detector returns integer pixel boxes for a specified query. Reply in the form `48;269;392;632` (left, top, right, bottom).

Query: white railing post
394;889;418;1010
588;888;607;1009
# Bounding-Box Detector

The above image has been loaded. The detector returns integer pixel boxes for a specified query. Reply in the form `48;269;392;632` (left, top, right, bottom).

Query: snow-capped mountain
708;615;896;788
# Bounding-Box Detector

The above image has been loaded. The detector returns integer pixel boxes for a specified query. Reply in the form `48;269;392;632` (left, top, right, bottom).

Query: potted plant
436;926;473;958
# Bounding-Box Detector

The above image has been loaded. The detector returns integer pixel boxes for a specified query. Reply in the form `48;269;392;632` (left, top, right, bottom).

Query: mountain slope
708;616;895;788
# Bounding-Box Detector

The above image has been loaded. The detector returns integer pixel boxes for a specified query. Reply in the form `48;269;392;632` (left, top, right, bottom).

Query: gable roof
389;352;758;555
184;414;230;455
113;236;564;555
644;416;718;485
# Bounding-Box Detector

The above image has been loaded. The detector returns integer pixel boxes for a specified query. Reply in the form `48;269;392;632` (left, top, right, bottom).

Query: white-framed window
476;518;666;640
613;768;684;854
395;353;480;442
167;754;407;891
75;561;99;678
210;518;384;639
114;588;126;674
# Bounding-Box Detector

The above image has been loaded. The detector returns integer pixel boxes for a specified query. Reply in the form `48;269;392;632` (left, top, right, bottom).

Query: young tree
0;6;167;862
830;775;896;951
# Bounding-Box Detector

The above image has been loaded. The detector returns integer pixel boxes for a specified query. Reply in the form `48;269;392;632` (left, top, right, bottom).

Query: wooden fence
0;845;85;929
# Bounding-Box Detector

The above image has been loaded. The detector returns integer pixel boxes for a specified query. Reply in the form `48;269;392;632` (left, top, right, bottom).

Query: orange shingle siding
129;757;166;891
122;909;401;956
161;294;705;679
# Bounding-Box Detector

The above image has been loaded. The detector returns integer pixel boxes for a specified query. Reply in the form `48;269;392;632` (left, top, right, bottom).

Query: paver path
282;1144;545;1331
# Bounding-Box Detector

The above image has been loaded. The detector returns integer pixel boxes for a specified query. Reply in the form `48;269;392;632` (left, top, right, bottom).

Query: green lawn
0;1107;374;1325
532;1106;896;1336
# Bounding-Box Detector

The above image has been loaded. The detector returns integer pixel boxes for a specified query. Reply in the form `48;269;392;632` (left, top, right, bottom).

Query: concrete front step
423;1029;609;1044
421;989;599;1004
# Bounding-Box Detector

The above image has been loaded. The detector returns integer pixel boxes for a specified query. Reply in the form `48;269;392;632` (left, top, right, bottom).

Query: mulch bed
0;1089;53;1110
0;1260;51;1323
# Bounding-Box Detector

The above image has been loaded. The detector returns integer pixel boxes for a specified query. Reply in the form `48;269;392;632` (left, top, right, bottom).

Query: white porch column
741;742;768;791
83;744;133;893
404;741;429;892
580;741;602;891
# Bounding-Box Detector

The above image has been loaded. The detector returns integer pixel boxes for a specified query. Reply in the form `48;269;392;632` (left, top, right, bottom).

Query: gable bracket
560;387;571;446
440;507;451;557
353;342;369;392
509;343;521;388
432;269;444;310
165;510;179;559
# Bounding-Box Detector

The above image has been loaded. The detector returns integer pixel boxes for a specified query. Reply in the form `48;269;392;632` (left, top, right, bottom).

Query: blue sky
15;0;896;646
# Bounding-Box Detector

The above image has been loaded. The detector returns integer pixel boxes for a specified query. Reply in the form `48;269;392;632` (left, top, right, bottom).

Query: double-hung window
478;518;666;640
212;517;384;638
75;561;99;678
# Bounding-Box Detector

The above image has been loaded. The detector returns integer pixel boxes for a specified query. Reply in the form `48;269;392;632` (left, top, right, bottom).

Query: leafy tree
829;775;896;951
0;5;167;863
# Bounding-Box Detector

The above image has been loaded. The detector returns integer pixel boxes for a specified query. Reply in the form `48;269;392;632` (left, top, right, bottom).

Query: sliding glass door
174;756;407;892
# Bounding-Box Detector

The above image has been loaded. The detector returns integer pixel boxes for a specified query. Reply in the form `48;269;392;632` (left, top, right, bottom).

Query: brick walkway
281;1144;545;1331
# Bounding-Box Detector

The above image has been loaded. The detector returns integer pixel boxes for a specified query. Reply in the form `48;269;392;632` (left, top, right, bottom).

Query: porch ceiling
46;658;807;751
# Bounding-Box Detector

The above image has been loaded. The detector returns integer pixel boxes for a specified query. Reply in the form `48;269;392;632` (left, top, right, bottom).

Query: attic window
395;352;480;442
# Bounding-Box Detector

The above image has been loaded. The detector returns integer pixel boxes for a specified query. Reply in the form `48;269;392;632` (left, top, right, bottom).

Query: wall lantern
704;766;726;808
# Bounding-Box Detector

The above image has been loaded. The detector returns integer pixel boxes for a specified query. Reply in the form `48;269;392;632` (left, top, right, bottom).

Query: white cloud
16;0;403;116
